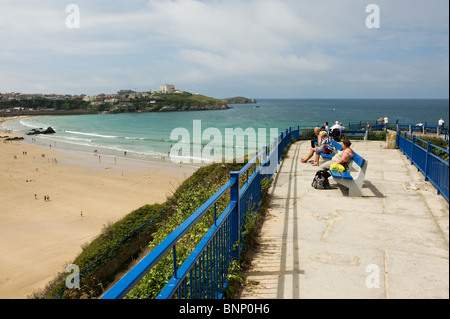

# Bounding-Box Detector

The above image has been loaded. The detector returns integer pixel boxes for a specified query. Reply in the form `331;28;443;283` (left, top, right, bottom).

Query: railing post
172;245;178;279
229;171;240;262
424;142;431;181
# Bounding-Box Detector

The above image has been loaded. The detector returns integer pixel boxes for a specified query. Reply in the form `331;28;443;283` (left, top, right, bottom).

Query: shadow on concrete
333;180;384;198
276;142;303;299
363;180;385;198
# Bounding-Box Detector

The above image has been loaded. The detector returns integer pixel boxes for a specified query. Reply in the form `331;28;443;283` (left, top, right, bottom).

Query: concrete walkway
240;140;449;299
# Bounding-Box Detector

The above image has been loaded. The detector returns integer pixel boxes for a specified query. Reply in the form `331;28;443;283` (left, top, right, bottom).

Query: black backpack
312;170;331;189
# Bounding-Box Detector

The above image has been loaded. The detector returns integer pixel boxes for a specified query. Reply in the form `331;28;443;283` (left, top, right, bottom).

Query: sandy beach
0;117;198;298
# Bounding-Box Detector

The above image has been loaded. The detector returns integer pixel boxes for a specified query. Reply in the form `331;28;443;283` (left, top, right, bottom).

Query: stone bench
327;140;368;197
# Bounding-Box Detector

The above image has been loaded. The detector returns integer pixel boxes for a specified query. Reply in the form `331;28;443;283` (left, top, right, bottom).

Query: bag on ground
311;170;331;189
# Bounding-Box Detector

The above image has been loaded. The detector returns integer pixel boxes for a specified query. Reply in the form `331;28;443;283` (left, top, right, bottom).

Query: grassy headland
0;92;230;115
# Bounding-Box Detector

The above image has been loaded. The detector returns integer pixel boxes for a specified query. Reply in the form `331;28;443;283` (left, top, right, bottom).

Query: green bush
125;163;243;299
43;203;166;299
298;128;316;140
368;131;387;140
412;135;449;162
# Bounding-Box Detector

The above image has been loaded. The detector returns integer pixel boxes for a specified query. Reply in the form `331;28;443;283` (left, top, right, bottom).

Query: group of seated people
328;121;345;141
301;122;354;172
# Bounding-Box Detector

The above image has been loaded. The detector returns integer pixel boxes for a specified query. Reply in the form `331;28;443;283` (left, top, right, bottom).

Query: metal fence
348;120;449;142
396;131;449;201
101;127;300;299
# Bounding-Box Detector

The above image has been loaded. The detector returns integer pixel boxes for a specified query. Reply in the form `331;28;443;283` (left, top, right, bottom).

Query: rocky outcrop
5;136;24;141
26;127;56;135
221;97;257;104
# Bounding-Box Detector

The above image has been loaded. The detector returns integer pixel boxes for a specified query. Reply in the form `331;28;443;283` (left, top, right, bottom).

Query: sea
2;99;449;163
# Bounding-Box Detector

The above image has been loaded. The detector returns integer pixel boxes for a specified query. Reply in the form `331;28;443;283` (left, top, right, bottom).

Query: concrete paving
240;140;449;299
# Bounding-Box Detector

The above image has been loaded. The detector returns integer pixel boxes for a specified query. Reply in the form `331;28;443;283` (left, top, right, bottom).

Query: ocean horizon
2;98;448;163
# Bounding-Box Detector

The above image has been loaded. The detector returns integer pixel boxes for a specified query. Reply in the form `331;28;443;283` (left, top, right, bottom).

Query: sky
0;0;448;99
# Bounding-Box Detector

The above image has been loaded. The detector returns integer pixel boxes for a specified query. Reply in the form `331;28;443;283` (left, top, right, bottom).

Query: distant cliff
107;92;229;113
221;97;257;104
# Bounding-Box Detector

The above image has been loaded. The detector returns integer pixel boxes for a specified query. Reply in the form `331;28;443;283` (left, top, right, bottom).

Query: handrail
157;200;238;299
396;131;449;201
101;126;300;299
348;120;449;141
101;179;236;299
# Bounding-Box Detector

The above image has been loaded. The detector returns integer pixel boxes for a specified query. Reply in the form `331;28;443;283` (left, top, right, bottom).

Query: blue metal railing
397;131;449;201
349;120;449;142
101;126;300;299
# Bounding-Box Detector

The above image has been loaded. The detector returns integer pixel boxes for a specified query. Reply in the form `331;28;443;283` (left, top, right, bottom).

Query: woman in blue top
301;131;334;165
312;133;334;166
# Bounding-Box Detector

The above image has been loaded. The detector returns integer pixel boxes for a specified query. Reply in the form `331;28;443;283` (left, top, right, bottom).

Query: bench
342;130;368;141
327;140;368;197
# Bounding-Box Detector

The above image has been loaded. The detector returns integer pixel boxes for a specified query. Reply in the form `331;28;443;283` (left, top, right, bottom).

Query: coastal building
159;84;175;94
83;96;94;102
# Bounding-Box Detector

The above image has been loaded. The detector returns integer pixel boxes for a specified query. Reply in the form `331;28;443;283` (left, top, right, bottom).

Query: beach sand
0;123;198;299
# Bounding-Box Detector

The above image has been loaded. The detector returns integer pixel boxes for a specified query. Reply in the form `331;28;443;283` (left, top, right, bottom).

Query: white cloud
0;0;448;97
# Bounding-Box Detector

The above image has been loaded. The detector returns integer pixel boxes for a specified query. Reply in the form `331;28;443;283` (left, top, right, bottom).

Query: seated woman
320;138;354;172
312;134;334;166
301;131;331;164
310;127;321;148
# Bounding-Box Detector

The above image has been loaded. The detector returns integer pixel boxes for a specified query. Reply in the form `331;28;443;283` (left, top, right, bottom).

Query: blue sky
0;0;448;99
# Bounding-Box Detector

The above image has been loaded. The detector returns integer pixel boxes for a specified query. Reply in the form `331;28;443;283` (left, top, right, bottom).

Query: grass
125;162;244;299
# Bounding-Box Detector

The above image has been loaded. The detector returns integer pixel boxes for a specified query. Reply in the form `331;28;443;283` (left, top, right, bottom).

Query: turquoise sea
2;99;449;162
